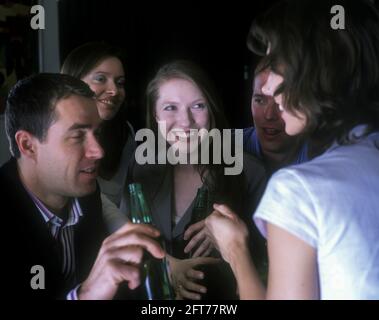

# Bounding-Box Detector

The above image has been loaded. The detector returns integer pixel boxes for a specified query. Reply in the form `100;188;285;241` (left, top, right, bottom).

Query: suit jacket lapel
148;165;173;242
3;159;64;293
172;199;194;239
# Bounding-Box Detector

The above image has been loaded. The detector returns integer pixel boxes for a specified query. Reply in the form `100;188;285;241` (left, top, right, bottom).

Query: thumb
194;256;222;266
213;203;236;219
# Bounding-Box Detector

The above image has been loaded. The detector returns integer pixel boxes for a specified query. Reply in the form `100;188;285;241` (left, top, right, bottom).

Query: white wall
38;0;61;72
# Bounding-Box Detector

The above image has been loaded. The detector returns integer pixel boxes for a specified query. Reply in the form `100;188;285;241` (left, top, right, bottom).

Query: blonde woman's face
81;57;126;120
155;78;210;155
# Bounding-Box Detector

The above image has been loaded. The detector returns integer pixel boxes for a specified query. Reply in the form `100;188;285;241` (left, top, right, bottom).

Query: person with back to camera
205;0;379;299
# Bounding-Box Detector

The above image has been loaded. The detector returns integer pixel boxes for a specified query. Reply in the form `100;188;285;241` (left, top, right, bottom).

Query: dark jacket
122;152;267;299
0;158;107;299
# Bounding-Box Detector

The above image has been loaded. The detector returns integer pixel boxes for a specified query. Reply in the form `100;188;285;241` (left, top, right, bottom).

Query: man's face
35;95;104;198
261;70;307;136
251;70;297;153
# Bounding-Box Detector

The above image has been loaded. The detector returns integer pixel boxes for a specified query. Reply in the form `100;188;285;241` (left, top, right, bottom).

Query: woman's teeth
172;130;197;138
99;99;115;106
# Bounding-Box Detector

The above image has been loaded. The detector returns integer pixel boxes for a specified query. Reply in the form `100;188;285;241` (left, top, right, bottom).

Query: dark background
58;0;278;130
3;0;379;129
0;0;37;113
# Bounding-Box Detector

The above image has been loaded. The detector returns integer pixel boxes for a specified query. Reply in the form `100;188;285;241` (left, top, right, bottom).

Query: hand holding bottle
183;219;214;257
128;183;175;299
78;223;164;300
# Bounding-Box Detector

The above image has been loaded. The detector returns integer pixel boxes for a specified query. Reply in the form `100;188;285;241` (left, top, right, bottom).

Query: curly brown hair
247;0;379;146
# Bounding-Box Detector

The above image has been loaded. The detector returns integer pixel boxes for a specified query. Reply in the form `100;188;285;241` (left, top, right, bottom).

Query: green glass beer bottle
191;187;209;225
128;183;174;300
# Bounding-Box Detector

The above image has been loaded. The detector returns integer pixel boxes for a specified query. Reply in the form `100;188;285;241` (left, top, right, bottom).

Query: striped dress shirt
26;190;83;291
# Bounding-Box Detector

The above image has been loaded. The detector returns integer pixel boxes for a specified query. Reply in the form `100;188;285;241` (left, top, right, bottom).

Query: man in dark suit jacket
1;158;106;299
1;74;164;299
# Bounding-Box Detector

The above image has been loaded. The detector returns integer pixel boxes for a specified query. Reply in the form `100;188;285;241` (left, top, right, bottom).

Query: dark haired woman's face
81;57;125;120
262;70;306;136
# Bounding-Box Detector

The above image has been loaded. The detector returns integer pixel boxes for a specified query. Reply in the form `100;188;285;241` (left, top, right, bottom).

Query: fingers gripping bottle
128;183;174;300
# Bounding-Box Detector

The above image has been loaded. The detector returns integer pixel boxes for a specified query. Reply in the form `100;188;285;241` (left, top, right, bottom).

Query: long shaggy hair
247;0;379;146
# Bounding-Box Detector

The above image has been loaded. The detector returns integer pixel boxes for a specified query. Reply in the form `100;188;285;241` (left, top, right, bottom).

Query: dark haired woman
62;42;135;232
